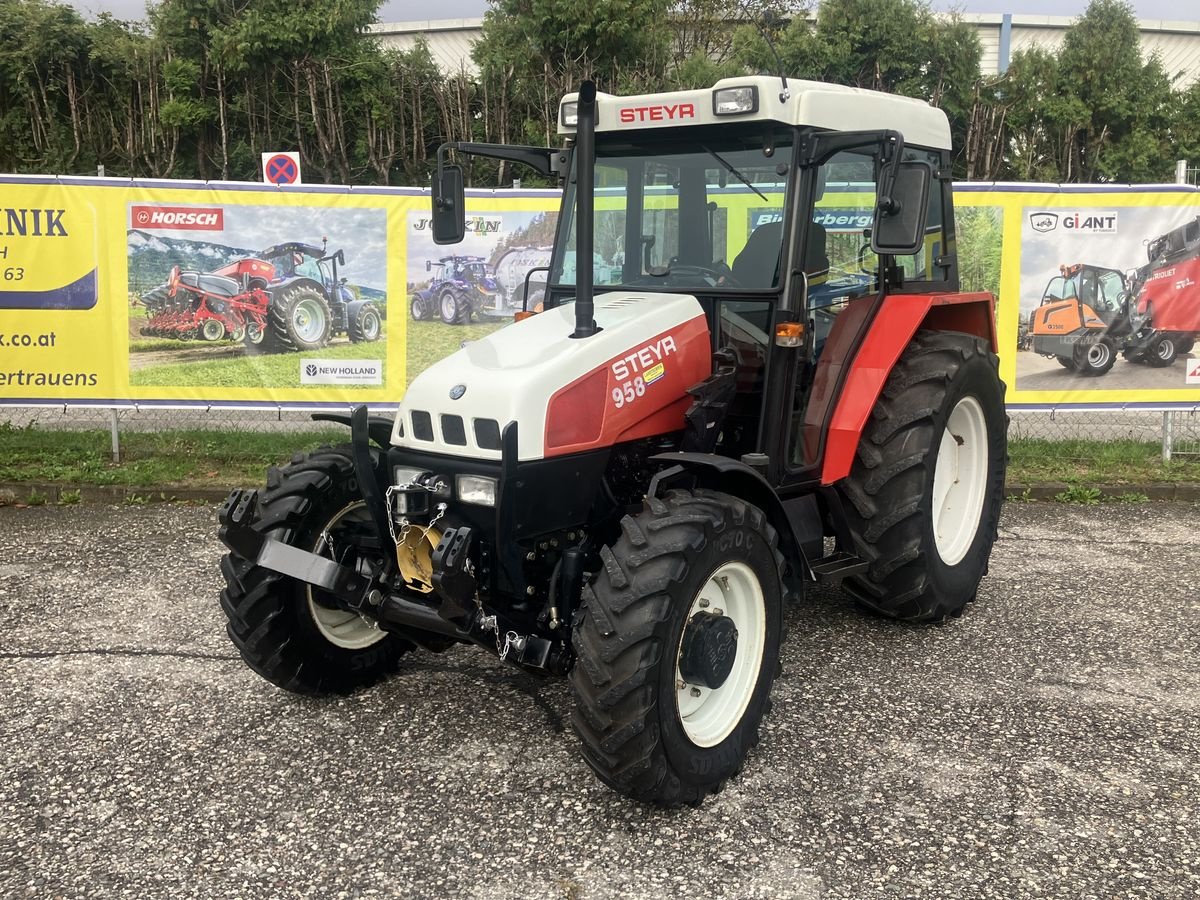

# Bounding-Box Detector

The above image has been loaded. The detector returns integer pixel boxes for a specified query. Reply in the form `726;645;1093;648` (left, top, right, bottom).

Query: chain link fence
2;404;1198;463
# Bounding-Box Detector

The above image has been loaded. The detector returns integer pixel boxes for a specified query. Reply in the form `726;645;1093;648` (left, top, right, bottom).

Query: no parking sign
261;151;302;186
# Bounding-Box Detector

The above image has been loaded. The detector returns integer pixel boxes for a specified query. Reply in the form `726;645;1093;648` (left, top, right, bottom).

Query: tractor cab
260;241;347;299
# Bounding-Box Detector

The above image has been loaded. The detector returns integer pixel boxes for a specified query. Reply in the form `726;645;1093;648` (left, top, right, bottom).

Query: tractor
140;240;382;352
410;255;501;324
1029;253;1197;376
218;77;1007;806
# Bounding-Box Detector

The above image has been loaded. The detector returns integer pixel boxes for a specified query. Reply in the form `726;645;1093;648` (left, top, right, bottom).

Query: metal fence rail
3;405;1198;463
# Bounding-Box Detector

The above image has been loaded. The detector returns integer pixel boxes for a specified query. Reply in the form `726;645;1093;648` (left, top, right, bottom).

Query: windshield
552;127;794;292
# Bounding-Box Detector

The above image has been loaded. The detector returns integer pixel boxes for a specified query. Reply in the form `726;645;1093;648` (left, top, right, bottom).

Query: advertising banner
1;175;1197;411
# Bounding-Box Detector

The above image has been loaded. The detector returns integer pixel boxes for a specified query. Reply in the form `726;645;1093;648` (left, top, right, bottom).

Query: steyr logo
619;103;696;123
131;205;224;231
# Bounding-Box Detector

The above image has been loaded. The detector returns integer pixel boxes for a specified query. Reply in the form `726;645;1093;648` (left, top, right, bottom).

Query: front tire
348;301;382;343
439;289;470;325
838;330;1007;622
570;489;784;806
218;446;411;694
1074;336;1116;376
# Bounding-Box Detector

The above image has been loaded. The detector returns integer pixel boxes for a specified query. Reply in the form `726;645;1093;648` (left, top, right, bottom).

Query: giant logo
1029;211;1118;234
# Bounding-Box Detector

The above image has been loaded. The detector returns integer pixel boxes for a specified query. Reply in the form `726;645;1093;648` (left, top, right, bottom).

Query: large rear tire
218;446;411;695
570;489;784;806
264;284;332;353
439;289;470;325
838;330;1007;622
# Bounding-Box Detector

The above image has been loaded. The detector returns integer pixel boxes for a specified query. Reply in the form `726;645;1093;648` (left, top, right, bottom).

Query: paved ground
1015;348;1199;392
1;501;1197;899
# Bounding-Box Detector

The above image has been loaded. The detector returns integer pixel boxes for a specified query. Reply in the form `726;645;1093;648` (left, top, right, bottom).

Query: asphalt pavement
1;501;1198;899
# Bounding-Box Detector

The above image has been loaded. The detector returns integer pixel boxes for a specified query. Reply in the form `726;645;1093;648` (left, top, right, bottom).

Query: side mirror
336;250;346;266
425;259;432;272
872;160;931;257
431;164;465;245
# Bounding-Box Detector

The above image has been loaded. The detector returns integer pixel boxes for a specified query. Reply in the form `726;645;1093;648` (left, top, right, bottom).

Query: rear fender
269;276;327;302
821;292;995;486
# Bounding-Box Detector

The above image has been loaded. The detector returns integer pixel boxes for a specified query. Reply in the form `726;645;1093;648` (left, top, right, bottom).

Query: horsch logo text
131;205;224;231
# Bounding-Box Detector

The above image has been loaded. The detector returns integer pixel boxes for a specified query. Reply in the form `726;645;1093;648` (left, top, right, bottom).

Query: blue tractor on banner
410;255;502;325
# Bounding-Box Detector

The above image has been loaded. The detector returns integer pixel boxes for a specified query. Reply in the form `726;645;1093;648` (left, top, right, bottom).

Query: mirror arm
875;131;905;216
437;141;559;178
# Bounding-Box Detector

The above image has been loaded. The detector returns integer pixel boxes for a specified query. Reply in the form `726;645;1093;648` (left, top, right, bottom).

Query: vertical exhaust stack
572;81;598;339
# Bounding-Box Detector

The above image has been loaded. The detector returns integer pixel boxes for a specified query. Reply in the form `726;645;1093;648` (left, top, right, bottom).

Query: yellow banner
1;177;1197;409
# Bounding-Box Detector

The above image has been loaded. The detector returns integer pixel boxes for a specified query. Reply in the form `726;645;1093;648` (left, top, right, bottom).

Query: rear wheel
838;330;1007;622
199;318;224;341
1145;334;1178;368
439;289;470;325
1177;337;1195;356
1074;336;1116;376
570;489;783;806
218;446;411;694
264;285;331;353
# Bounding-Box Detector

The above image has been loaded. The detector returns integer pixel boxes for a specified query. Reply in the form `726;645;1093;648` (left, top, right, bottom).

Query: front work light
561;102;579;127
457;474;498;507
713;86;758;116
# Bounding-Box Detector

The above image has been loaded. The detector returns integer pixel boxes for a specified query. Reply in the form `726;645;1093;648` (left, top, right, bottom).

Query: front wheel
570;489;784;806
266;285;332;353
1074;336;1116;376
348;302;382;343
838;330;1007;622
218;447;412;694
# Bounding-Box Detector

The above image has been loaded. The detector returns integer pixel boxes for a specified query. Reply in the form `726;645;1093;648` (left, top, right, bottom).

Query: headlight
393;466;427;487
712;86;758;116
560;102;578;127
456;474;497;507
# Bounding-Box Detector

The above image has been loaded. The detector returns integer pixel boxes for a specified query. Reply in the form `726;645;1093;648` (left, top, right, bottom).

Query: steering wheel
633;261;740;287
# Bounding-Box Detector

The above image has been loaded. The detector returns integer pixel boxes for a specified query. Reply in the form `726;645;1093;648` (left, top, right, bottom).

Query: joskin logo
1029;211;1118;234
130;205;224;231
300;358;382;386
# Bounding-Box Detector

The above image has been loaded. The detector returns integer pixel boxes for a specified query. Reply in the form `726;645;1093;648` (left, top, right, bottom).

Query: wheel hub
678;612;739;690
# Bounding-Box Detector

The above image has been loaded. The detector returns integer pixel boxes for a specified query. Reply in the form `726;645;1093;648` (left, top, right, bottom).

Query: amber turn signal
774;321;805;347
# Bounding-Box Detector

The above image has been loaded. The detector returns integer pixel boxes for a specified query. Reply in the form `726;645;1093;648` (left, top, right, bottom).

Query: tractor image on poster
140;240;382;352
217;77;1008;806
410;256;501;324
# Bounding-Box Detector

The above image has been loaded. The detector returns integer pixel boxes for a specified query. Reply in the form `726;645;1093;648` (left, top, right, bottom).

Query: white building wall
368;14;1200;87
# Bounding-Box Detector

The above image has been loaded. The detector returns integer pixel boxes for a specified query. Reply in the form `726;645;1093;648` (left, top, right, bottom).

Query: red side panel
1137;256;1200;333
215;257;275;281
819;292;995;486
544;315;712;458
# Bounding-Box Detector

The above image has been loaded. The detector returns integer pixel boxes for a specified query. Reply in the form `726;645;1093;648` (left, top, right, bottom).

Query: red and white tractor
218;76;1007;805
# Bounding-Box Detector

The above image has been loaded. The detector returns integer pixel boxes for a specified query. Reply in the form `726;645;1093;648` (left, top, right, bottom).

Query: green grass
129;337;201;352
1007;438;1200;484
0;422;346;488
2;422;1197;493
130;340;386;388
407;319;506;383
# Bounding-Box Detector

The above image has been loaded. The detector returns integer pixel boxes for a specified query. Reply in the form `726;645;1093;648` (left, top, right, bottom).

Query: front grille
441;414;467;445
411;410;434;441
474;418;501;450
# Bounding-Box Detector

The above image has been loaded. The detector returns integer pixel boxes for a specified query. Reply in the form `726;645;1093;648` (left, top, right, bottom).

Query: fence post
109;408;121;462
1162;411;1173;463
1176;160;1188;185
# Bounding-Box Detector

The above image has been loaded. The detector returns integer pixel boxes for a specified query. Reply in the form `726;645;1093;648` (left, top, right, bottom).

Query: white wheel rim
363;312;380;340
293;297;326;343
306;501;387;650
441;294;456;320
202;320;223;341
1087;342;1110;368
1156;339;1173;360
675;560;766;748
931;396;989;567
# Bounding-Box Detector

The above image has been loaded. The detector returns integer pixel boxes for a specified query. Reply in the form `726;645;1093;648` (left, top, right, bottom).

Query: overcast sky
62;0;1198;25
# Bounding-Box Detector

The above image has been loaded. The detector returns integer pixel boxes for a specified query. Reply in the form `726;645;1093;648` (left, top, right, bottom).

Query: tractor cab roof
558;75;951;150
261;242;325;259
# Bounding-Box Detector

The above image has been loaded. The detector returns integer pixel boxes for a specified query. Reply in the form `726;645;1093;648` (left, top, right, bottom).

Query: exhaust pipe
572;80;598;339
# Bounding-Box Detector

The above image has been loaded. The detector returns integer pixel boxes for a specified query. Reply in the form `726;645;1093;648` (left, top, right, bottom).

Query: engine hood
392;292;712;461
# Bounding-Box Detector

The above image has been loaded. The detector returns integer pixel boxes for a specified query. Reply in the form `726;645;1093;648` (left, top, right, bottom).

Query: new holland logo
1029;212;1059;233
300;358;382;386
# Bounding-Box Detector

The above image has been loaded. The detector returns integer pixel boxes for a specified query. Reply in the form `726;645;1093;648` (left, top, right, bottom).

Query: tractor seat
180;272;242;297
732;221;783;288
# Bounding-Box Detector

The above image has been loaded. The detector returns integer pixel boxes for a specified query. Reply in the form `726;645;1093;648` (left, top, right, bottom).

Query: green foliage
1055;485;1102;505
59;489;82;505
0;0;1196;186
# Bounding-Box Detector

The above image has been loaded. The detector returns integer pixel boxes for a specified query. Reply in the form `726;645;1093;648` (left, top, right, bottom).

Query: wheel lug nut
712;607;723;616
690;687;702;698
698;598;710;608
